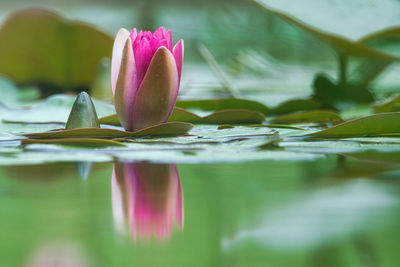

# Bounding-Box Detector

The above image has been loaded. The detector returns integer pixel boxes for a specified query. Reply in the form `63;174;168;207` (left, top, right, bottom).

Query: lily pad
176;98;270;114
306;112;400;138
374;96;400;113
269;98;322;115
24;122;193;139
21;138;125;147
101;107;266;125
0;8;113;92
271;110;342;124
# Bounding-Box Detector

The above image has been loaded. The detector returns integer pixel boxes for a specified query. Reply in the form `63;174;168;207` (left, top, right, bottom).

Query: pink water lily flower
111;27;183;131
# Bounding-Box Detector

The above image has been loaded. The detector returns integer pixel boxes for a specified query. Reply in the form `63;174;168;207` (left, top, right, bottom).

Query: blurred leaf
176;98;270;114
350;27;400;85
255;0;399;60
360;27;400;57
2;94;114;124
22;138;125;147
24;122;193;139
374;96;400;113
270;110;342;124
312;74;374;107
90;58;113;101
66;92;99;129
0;8;113;92
306;113;400;138
255;0;400;41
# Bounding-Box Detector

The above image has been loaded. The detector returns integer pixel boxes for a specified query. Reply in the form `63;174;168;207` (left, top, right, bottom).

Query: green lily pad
24;122;193;139
21;138;125;147
269;98;322;115
100;107;266;125
200;109;265;124
306;112;400;138
374;96;400;113
270;110;342;124
176;98;270;114
0;8;113;92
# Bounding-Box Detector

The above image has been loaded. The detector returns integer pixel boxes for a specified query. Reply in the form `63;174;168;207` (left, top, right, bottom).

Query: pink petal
133;38;154;91
129;46;179;131
173;39;184;81
111;28;130;94
153;26;166;39
129;28;138;42
165;30;173;51
114;36;138;131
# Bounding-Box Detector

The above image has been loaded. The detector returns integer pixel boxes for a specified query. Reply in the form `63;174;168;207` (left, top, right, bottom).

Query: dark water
1;156;400;267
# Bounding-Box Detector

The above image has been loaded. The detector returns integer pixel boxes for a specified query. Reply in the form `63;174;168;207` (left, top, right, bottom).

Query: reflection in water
111;162;183;241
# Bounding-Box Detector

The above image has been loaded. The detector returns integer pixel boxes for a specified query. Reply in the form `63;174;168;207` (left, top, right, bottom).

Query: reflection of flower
112;162;183;241
111;27;183;131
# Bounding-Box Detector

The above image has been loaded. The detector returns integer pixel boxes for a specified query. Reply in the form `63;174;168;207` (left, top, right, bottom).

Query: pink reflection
112;162;183;241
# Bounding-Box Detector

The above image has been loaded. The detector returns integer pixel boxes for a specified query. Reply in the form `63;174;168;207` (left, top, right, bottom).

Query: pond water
1;156;399;267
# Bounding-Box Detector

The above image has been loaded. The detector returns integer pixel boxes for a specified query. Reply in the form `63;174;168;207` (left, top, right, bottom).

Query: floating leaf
0;8;113;92
269;98;322;115
22;138;125;147
168;107;202;123
24;122;193;139
306;113;400;138
101;107;265;125
200;109;265;124
176;98;270;114
270;110;342;124
66;92;99;129
247;124;305;130
99;114;120;126
374;96;400;113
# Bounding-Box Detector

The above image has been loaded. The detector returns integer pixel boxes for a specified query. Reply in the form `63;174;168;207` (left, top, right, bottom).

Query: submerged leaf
24;122;193;139
306;112;400;138
66;92;99;129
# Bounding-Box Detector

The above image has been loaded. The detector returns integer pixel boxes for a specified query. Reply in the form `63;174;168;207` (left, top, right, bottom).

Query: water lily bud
111;27;184;131
66;92;99;129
